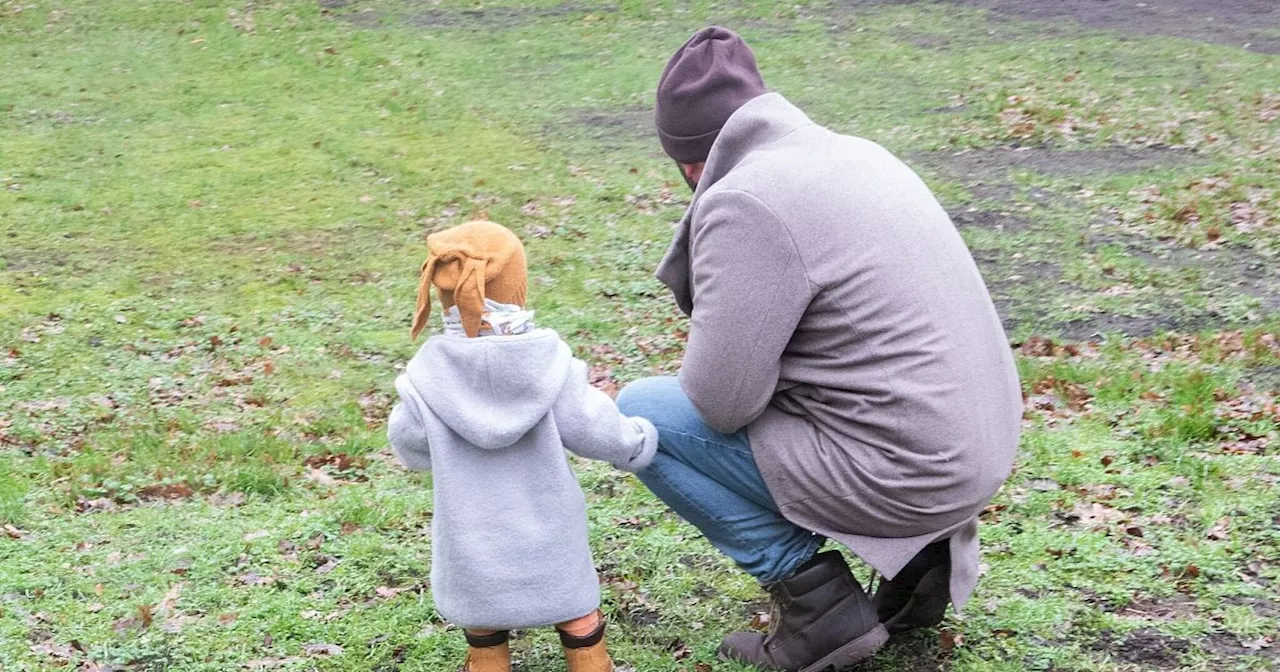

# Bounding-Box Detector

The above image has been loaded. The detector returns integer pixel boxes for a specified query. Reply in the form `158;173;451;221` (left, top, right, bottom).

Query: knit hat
655;27;768;164
411;221;528;340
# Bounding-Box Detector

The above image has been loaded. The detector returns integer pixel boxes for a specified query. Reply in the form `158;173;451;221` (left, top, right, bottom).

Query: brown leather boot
462;630;511;672
872;540;951;635
719;551;888;671
561;614;614;672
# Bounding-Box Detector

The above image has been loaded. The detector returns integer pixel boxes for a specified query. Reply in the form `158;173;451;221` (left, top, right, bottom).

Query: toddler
387;221;657;672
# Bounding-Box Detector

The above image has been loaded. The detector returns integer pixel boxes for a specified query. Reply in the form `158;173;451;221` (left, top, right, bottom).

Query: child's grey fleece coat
388;329;659;630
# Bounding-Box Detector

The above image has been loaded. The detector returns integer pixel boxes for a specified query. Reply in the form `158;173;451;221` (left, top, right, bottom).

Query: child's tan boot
462;630;511;672
560;615;614;672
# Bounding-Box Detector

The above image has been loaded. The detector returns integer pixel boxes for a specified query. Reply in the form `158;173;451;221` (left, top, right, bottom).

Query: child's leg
557;611;603;637
559;610;613;671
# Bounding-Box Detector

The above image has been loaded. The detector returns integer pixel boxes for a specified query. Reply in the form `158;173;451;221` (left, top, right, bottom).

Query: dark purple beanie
656;27;768;164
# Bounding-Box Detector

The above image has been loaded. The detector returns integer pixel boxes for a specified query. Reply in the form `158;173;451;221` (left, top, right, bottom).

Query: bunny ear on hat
453;257;487;339
410;255;437;341
409;254;489;340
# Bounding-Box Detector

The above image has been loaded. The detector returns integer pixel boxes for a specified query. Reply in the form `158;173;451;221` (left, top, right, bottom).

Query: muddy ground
841;0;1280;53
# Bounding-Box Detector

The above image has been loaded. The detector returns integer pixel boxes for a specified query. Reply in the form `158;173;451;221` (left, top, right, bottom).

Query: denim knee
616;376;684;426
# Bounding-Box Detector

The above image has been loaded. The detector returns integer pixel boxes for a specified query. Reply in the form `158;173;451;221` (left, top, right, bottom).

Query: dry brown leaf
156;582;185;617
1206;517;1232;541
748;611;771;631
939;629;965;654
375;586;410;599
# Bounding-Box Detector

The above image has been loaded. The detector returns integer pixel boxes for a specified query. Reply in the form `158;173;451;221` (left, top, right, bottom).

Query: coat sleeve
387;374;432;471
553;358;659;473
680;189;815;434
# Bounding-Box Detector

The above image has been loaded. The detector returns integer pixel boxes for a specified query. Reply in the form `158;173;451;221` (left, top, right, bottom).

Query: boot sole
797;623;889;672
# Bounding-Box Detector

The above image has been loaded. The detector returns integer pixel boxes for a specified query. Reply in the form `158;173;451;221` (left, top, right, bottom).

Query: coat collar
694;92;816;197
656;93;816;315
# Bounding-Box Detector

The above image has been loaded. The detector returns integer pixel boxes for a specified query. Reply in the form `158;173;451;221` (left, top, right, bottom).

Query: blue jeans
617;377;824;583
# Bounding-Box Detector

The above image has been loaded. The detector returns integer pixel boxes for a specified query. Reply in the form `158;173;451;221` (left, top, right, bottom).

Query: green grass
2;0;1278;670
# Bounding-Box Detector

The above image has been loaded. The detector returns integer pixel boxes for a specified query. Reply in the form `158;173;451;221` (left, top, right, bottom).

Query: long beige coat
656;93;1022;607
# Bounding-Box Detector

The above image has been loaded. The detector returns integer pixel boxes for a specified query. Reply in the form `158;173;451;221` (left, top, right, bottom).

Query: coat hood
402;329;571;450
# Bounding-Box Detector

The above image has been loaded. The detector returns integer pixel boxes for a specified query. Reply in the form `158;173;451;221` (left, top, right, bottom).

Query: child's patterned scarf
442;299;535;337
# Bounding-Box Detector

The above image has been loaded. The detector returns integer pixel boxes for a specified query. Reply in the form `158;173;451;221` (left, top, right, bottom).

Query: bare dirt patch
1117;594;1204;622
546;108;659;154
841;0;1280;53
1092;629;1192;670
1087;232;1280;311
951;209;1031;232
326;1;607;31
913;147;1201;184
1202;631;1280;665
1;251;70;273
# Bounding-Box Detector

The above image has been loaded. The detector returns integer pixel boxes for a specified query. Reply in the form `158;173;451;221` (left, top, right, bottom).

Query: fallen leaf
302;643;344;656
305;467;337;486
114;604;153;633
314;556;339;575
236;572;276;587
156;582;184;617
1019;336;1058;357
375;586;410;599
3;524;25;539
1240;636;1273;651
1063;501;1125;529
748;611;771;631
939;629;965;654
1029;478;1060;491
1206;517;1232;541
211;491;247;507
137;482;196;500
30;641;78;660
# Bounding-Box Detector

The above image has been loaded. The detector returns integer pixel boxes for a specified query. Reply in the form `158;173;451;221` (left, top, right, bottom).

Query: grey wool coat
388;329;659;630
656;93;1022;608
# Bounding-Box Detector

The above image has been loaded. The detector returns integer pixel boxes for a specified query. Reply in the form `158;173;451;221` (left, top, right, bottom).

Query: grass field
1;0;1278;670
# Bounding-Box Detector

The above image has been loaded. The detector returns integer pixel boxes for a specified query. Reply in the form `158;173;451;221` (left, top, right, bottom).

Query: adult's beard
676;161;698;192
